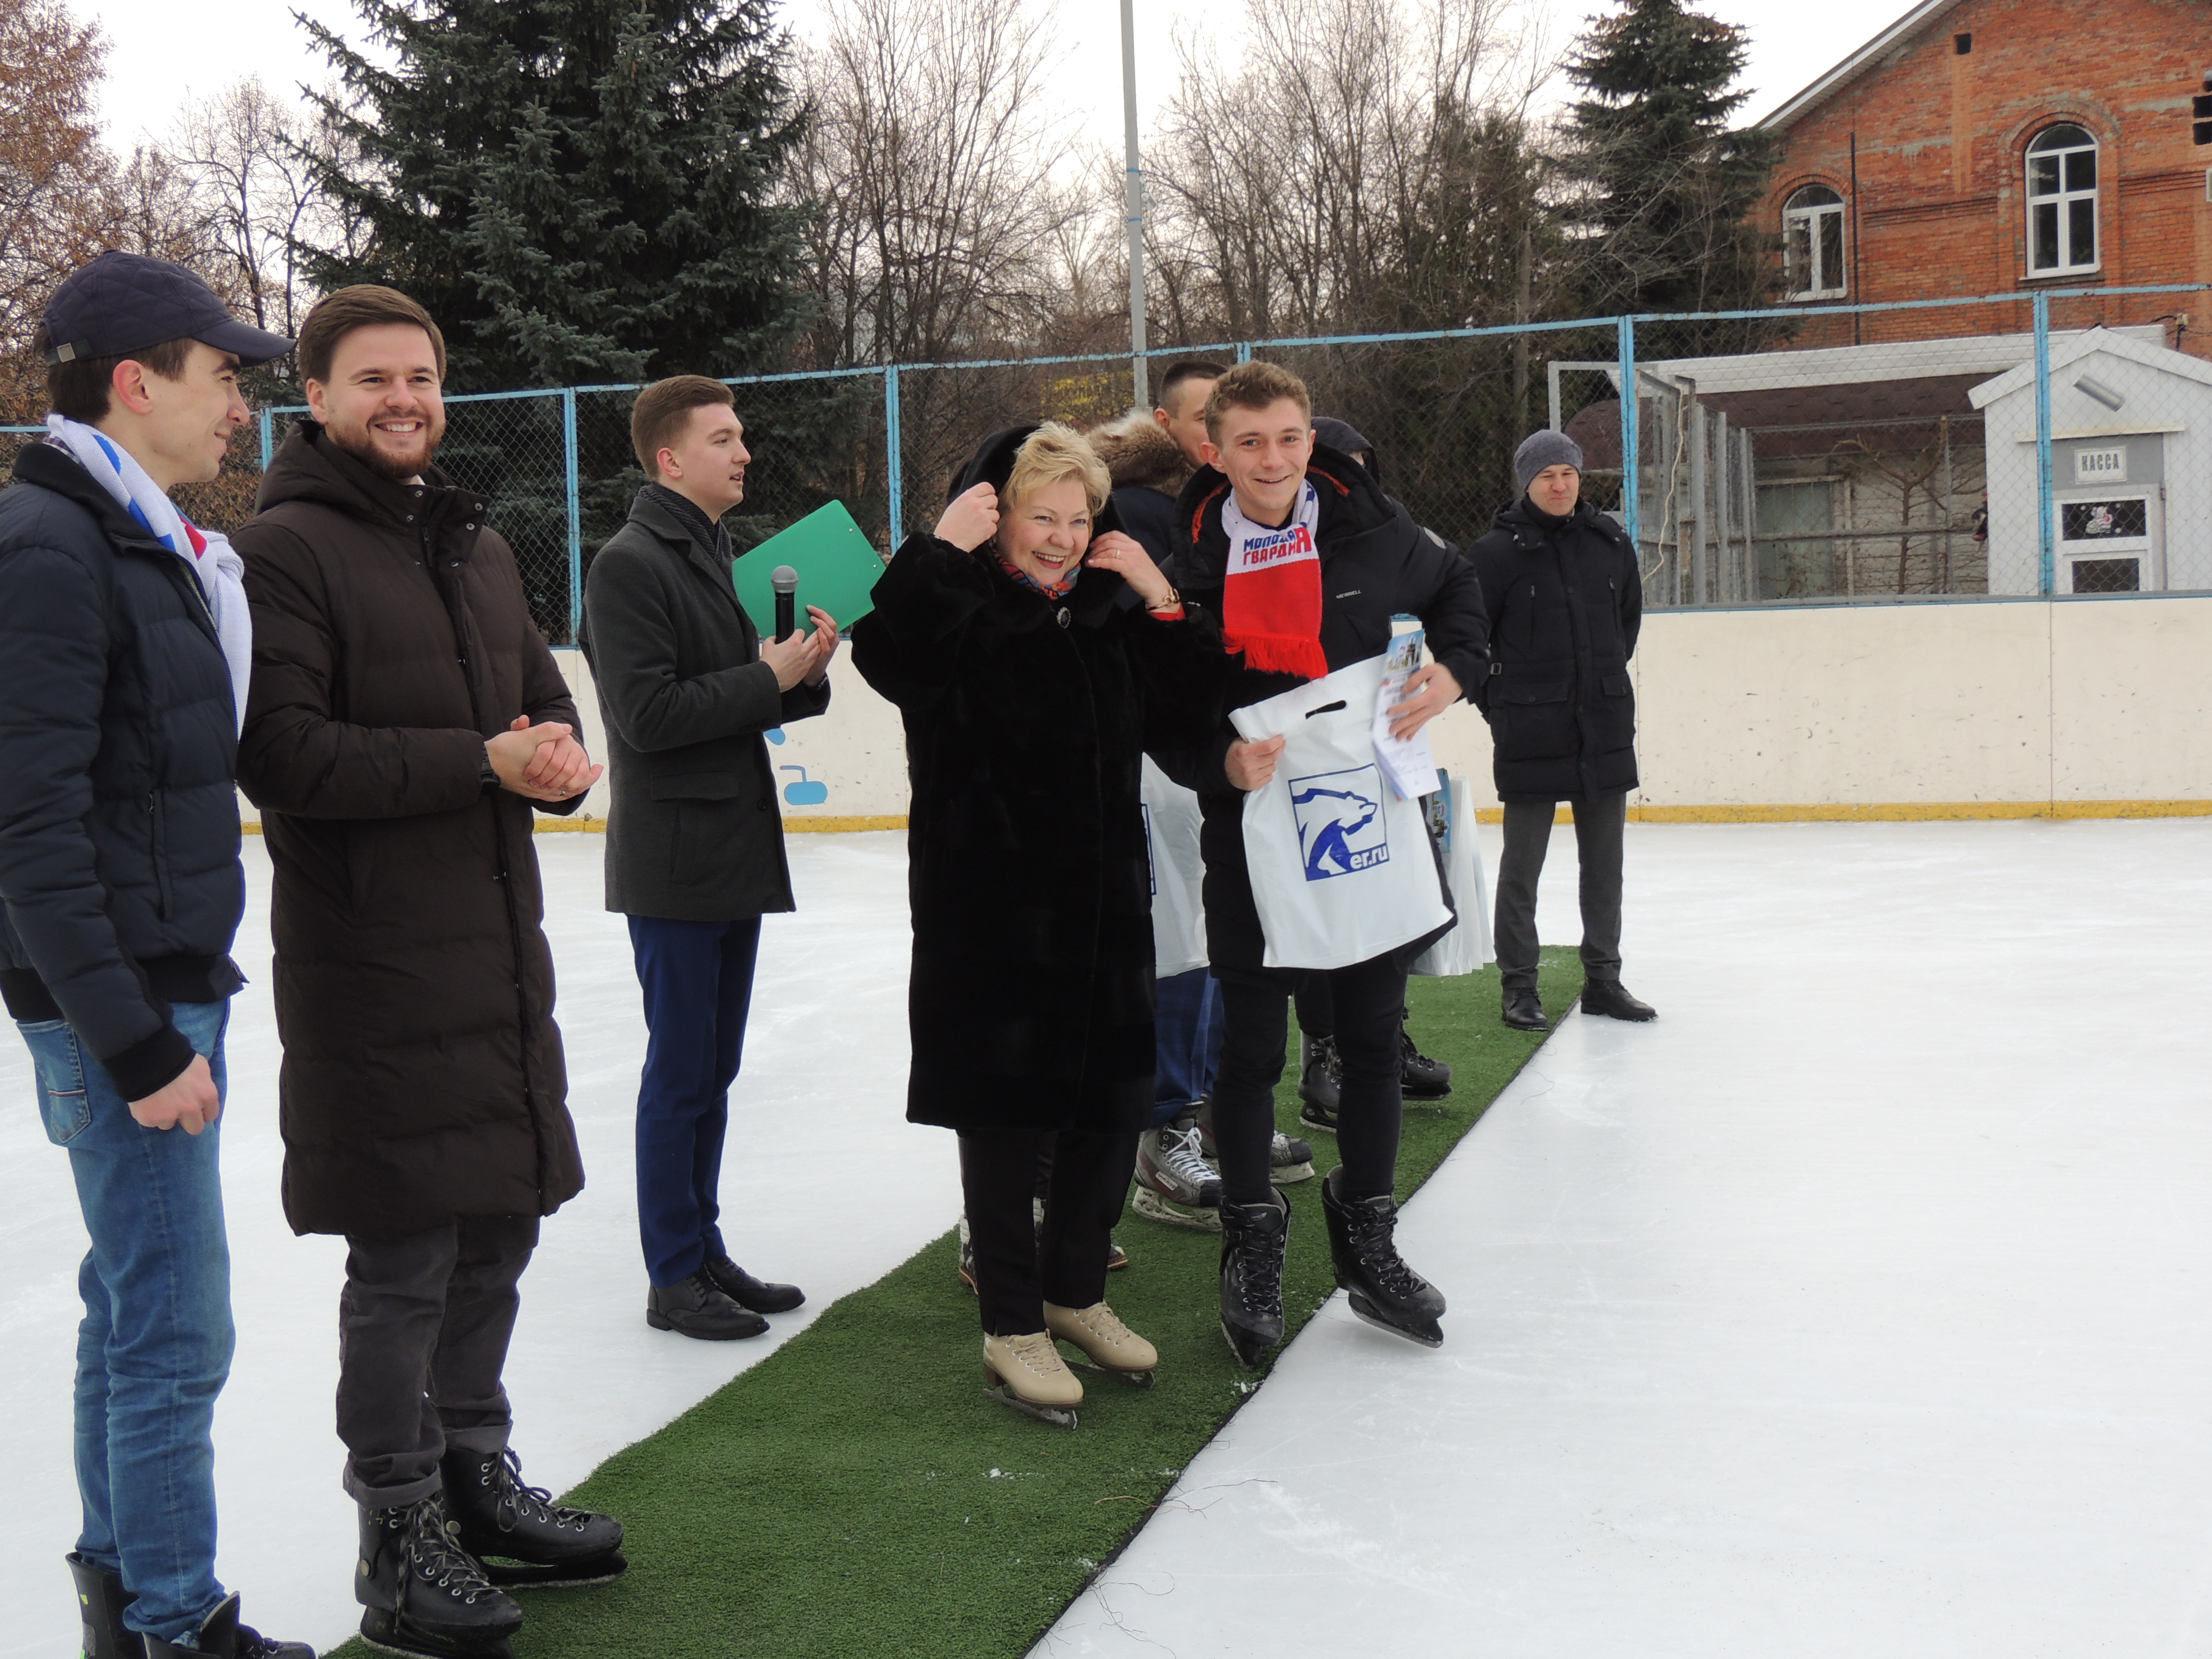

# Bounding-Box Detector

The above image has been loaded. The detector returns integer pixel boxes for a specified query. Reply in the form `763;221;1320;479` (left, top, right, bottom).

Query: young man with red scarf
1163;361;1488;1365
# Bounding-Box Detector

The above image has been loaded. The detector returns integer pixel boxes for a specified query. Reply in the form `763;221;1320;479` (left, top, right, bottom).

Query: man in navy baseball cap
0;250;309;1658
39;249;293;369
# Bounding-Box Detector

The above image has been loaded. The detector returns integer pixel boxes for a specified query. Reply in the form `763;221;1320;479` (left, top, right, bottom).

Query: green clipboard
731;501;884;637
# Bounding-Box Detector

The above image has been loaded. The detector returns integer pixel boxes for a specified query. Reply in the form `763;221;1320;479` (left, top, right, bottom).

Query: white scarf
46;414;253;734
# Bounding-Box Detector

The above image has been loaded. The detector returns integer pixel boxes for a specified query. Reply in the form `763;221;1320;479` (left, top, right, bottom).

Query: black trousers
958;1130;1139;1337
1494;790;1627;992
1293;974;1334;1040
1213;956;1407;1207
336;1214;539;1506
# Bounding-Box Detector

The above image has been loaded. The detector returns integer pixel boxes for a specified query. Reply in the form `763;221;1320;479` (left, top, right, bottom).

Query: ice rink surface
1036;817;2212;1659
7;819;2210;1657
2;831;949;1659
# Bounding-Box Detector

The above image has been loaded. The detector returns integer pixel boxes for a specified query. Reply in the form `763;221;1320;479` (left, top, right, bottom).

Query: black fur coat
850;427;1222;1134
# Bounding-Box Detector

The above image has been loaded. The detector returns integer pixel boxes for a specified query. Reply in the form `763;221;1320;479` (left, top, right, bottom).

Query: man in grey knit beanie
1513;429;1584;494
1464;426;1655;1030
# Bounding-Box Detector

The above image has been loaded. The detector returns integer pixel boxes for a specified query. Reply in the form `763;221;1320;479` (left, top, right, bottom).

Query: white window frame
1783;186;1847;300
2025;126;2099;277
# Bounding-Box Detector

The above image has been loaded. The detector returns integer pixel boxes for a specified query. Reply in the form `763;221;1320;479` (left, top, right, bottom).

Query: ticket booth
1970;330;2211;594
2051;435;2164;593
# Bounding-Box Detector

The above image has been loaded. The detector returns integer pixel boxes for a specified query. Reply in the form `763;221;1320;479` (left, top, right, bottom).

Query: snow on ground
1034;817;2212;1659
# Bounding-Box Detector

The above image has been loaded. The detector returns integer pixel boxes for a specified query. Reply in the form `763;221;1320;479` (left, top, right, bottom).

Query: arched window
2026;124;2098;276
1783;185;1846;300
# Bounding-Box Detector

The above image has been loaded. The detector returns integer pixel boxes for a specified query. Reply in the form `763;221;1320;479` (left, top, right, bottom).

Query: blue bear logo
1289;767;1388;881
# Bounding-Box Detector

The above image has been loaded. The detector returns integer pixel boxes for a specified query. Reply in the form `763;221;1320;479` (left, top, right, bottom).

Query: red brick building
1757;0;2212;355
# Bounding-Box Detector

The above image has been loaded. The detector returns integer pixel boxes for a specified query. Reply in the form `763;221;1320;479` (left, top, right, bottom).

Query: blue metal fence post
1235;342;1253;364
258;408;274;471
561;389;582;642
2032;292;2054;596
884;367;904;548
1617;314;1640;553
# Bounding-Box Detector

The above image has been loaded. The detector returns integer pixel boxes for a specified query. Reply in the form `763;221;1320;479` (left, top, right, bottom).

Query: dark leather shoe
702;1253;805;1314
1502;986;1547;1031
1582;980;1657;1022
646;1272;768;1339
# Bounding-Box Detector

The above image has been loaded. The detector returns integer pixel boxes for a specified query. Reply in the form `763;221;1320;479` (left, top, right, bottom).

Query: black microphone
771;565;799;642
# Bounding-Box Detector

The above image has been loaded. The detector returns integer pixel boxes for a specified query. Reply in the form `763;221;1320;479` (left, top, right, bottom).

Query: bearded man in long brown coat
234;286;624;1659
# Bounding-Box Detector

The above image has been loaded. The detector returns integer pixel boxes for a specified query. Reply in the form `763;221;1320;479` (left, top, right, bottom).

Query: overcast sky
88;0;1895;163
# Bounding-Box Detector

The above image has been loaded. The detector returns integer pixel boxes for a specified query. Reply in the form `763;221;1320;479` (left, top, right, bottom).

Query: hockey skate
1044;1299;1158;1387
141;1593;312;1659
982;1331;1082;1428
1319;1166;1445;1348
67;1551;137;1659
1218;1189;1290;1370
1399;1015;1453;1101
1195;1099;1314;1185
440;1447;626;1589
1297;1034;1342;1135
357;1491;524;1659
1133;1107;1222;1230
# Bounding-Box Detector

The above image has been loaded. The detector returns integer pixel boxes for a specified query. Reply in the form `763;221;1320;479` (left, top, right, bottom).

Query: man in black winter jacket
1165;361;1488;1368
1467;430;1656;1032
0;253;307;1658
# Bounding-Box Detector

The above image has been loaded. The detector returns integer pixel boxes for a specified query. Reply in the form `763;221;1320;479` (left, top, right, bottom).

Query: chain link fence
12;279;2207;637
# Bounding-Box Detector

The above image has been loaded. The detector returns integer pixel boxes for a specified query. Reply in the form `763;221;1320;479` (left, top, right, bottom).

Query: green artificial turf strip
329;949;1581;1659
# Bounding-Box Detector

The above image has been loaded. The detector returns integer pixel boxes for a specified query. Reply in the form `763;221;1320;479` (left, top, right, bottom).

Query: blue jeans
628;915;761;1287
1151;968;1223;1128
18;1000;236;1647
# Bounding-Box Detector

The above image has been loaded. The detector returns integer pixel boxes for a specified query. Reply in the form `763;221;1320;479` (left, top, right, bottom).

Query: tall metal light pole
1120;0;1148;411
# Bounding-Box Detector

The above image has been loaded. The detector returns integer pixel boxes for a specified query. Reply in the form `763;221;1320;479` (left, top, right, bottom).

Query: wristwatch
480;751;501;794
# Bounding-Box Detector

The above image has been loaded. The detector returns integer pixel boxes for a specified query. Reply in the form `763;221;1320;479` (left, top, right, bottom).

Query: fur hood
1087;410;1191;498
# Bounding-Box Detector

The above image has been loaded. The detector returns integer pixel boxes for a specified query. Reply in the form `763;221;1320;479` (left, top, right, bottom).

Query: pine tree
1561;0;1779;329
299;0;812;390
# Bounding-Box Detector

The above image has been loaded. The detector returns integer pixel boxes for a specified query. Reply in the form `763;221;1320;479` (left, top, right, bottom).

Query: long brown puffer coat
234;421;589;1238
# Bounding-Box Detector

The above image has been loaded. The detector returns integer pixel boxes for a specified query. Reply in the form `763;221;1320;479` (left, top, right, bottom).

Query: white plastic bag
1230;655;1454;971
1411;772;1492;976
1141;755;1209;976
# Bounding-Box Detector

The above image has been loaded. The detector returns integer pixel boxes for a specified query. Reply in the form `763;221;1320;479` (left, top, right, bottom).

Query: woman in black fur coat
851;422;1220;1422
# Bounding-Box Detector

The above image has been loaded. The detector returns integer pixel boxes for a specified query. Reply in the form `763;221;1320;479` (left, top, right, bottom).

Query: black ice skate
440;1447;627;1590
1399;1011;1452;1099
357;1491;524;1659
1319;1167;1445;1348
141;1593;312;1659
1297;1033;1342;1124
67;1552;140;1659
1218;1189;1290;1370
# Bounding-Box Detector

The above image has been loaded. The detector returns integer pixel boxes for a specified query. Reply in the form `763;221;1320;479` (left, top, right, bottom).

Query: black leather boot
1582;980;1657;1022
702;1253;805;1314
141;1594;312;1659
439;1447;626;1589
1502;985;1547;1031
66;1552;140;1659
646;1270;768;1339
1319;1167;1444;1348
1218;1190;1291;1370
356;1492;523;1658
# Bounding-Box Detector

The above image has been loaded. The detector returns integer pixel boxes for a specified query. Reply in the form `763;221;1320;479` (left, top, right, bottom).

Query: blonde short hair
1004;422;1111;517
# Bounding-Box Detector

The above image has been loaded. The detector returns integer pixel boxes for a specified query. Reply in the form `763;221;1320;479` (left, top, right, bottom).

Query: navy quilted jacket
0;441;245;1099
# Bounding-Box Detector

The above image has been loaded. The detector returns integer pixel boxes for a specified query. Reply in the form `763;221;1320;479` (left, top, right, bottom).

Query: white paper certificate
1372;628;1441;801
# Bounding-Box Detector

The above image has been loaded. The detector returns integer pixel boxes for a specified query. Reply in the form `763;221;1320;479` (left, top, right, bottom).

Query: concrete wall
233;593;2212;831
